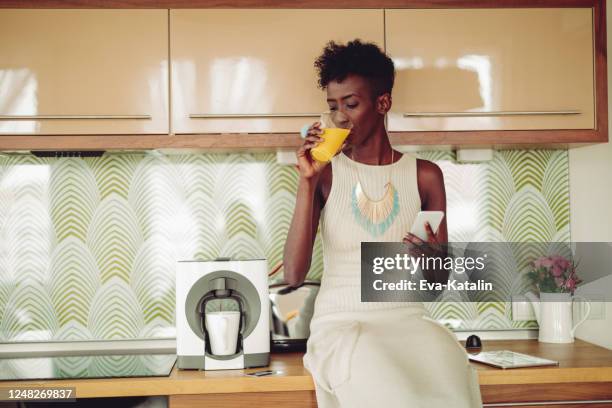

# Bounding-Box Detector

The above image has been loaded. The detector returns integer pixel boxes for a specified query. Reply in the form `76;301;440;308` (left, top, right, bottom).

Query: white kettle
525;292;591;343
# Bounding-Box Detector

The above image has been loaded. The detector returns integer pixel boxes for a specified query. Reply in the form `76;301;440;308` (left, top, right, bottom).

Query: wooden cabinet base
169;383;612;408
481;382;612;405
502;405;612;408
0;131;605;152
169;391;318;408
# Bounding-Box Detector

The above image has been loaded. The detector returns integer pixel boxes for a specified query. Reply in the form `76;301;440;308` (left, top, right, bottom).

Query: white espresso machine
176;258;270;370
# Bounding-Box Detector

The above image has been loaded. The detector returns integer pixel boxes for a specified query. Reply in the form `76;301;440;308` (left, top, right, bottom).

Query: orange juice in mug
310;112;352;163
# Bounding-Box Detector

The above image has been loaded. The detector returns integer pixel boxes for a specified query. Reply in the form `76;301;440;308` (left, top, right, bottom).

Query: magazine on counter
468;350;559;369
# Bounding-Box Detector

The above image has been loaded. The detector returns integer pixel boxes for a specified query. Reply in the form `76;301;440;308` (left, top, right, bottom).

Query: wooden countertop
473;339;612;386
2;339;612;398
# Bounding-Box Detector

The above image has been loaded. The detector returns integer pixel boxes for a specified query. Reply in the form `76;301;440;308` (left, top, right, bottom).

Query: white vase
525;292;591;343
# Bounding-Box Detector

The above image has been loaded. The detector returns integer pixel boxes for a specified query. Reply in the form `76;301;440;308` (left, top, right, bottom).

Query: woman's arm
283;121;330;287
404;159;449;283
419;160;448;244
283;176;323;287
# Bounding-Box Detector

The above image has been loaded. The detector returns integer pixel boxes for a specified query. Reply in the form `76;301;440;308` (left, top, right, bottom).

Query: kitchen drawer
481;382;612;405
169;391;317;408
490;404;612;407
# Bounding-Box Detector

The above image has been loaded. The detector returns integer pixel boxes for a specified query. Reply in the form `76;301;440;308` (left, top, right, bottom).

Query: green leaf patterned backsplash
0;149;567;341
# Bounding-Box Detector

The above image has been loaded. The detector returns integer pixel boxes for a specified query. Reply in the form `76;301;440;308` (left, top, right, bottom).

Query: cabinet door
0;10;168;135
171;10;384;134
386;8;594;132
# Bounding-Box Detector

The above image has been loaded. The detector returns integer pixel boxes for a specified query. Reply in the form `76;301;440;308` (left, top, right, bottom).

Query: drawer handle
189;113;320;119
0;115;151;120
402;110;580;117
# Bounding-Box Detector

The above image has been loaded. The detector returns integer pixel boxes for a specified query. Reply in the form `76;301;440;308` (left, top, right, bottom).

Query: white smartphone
409;211;445;241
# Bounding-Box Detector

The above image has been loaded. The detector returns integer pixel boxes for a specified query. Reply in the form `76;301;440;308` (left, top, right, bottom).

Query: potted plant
524;255;590;343
527;255;582;294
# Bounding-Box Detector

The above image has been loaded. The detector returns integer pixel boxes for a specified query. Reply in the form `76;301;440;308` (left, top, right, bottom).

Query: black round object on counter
465;334;482;350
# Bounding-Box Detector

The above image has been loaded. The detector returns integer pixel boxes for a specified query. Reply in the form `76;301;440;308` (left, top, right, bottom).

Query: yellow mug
310;127;351;163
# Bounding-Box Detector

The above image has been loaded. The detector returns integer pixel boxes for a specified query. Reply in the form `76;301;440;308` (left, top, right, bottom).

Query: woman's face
325;74;389;147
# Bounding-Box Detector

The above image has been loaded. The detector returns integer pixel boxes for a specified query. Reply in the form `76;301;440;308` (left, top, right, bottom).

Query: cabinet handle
189;113;320;119
0;115;151;120
403;110;580;117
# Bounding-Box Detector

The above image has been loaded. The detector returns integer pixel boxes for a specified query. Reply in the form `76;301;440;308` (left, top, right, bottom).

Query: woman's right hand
296;122;328;181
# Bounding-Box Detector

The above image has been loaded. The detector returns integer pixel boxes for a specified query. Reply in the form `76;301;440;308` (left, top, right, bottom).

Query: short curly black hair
314;39;395;99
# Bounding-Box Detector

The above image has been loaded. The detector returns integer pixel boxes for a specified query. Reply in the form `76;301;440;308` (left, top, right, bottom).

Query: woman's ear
376;93;392;114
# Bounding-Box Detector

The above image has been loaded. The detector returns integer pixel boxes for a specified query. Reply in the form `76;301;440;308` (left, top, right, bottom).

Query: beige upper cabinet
0;10;168;135
170;10;384;134
386;8;595;132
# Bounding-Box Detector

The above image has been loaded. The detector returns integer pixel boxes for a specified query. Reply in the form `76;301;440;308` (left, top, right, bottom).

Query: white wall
569;0;612;350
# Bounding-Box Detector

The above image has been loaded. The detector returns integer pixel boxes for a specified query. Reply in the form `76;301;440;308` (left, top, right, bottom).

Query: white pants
303;308;483;408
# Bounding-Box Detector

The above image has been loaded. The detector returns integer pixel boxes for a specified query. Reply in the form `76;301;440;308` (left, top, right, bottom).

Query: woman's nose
332;111;352;129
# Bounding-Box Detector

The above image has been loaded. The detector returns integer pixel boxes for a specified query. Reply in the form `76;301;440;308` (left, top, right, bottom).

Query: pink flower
564;277;577;291
540;257;554;268
551;265;564;277
552;255;571;270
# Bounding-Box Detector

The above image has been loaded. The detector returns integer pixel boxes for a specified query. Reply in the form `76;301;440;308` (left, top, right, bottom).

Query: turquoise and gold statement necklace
351;149;399;236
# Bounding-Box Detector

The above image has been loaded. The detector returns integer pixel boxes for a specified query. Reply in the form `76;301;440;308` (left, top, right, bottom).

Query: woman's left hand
403;222;449;283
402;222;444;258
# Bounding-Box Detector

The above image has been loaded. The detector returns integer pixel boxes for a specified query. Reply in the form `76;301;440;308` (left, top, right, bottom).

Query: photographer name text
372;279;493;291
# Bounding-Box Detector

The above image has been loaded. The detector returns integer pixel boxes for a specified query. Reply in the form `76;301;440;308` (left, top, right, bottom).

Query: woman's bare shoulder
416;158;443;182
416;158;444;206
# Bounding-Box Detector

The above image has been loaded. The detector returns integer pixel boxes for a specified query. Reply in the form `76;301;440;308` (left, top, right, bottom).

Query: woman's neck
351;128;394;165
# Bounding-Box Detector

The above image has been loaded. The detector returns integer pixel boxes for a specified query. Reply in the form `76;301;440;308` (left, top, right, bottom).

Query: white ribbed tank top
312;150;426;318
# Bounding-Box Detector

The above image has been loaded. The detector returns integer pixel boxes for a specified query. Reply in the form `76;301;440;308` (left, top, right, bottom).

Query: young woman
283;40;482;408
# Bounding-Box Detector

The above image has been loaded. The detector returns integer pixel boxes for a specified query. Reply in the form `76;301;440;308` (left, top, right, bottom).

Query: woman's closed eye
329;104;357;111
